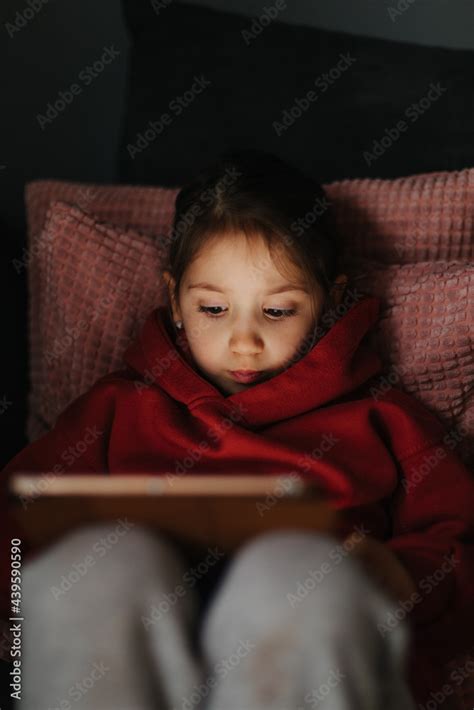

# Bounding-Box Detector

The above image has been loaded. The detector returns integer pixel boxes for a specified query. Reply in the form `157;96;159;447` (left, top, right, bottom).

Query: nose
229;324;264;355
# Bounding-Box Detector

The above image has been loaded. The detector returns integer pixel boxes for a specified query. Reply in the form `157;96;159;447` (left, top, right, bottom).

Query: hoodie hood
122;294;384;429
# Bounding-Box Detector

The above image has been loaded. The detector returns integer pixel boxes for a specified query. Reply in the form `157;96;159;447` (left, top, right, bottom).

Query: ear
162;270;182;323
329;273;348;307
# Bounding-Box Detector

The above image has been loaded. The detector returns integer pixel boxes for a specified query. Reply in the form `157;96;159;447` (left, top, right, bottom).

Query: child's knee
22;522;188;612
200;529;395;639
37;521;182;565
223;529;359;598
200;530;414;673
234;529;341;567
199;531;343;644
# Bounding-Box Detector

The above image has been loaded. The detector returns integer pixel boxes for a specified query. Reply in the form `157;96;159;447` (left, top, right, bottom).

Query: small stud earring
175;320;183;329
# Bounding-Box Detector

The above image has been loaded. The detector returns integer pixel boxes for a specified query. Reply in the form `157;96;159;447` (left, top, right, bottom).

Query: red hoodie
1;294;473;706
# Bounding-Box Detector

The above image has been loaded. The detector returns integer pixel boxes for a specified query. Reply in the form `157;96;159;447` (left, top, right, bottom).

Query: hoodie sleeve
0;377;117;620
378;389;474;653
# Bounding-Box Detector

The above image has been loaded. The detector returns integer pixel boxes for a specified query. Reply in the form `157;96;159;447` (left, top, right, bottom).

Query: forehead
184;231;304;284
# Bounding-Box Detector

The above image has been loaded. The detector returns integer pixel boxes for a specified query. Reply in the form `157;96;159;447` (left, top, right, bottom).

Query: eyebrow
187;282;310;295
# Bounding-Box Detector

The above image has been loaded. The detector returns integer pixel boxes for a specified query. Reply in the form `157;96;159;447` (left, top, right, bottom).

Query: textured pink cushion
25;180;179;441
329;167;474;264
28;200;171;441
25;179;179;242
346;258;473;467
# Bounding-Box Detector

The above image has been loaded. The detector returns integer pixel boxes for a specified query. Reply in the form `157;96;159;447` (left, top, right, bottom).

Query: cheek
184;318;217;361
183;308;214;342
275;329;306;358
279;319;316;357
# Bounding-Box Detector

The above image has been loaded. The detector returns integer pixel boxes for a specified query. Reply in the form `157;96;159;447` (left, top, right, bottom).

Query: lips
229;370;263;383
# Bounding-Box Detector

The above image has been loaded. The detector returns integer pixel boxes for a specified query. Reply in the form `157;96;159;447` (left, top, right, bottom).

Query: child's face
163;232;327;395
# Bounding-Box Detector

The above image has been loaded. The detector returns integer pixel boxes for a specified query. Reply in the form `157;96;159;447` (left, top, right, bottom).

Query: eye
264;308;297;320
198;305;226;317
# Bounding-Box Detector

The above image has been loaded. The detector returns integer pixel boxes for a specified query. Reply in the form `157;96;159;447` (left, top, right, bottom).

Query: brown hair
165;149;344;344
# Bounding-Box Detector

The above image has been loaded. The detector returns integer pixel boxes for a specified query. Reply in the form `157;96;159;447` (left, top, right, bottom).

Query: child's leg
20;523;205;710
198;530;416;710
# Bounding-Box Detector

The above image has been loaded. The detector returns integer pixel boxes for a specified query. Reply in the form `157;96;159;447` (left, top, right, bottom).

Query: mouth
229;370;265;383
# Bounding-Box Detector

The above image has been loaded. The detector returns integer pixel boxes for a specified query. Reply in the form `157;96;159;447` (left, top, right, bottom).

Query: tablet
9;472;340;553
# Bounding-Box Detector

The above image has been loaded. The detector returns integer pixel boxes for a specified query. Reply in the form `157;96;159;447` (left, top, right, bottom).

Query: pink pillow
346;258;473;467
327;166;474;264
25;179;179;242
28;200;169;441
24;180;178;441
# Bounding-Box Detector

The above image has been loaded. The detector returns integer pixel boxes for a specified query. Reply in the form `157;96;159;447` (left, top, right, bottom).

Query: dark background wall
2;0;473;233
185;0;474;49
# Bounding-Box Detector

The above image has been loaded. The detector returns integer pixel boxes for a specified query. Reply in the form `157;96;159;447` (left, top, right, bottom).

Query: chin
213;377;251;396
219;380;248;395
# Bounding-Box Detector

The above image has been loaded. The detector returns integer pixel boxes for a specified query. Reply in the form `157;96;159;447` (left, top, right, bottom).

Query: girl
1;149;473;710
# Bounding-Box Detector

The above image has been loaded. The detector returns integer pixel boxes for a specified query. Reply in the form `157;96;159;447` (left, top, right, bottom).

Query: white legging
19;523;416;710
